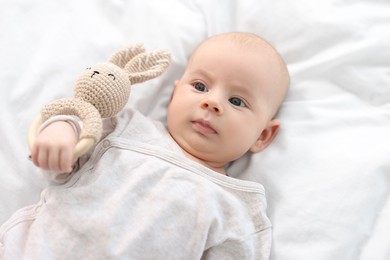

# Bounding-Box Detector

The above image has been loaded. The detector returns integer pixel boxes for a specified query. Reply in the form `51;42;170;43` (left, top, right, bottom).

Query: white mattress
0;0;389;259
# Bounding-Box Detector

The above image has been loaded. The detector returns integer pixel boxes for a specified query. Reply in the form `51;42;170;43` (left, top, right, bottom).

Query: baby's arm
31;120;78;173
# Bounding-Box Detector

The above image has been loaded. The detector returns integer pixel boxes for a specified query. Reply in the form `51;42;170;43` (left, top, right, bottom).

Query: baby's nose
200;99;223;115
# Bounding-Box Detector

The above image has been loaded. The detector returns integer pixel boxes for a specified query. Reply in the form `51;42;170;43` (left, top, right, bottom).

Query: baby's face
167;39;283;173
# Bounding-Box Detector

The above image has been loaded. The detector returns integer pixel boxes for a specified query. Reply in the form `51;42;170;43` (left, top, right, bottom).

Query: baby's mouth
191;119;217;135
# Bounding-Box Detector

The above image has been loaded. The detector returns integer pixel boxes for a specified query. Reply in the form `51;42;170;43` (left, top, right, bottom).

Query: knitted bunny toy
28;44;171;158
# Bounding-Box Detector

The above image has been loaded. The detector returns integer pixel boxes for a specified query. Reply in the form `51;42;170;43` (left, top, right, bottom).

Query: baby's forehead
205;33;273;51
194;37;280;68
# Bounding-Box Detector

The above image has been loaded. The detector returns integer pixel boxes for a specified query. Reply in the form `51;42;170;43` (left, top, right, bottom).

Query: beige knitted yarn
39;44;170;145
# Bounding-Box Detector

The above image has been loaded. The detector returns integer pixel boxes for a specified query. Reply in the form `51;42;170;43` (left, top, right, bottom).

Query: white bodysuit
0;110;272;259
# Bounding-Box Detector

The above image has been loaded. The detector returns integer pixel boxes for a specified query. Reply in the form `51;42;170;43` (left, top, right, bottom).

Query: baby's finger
30;144;40;167
59;148;74;173
48;147;61;172
36;146;49;170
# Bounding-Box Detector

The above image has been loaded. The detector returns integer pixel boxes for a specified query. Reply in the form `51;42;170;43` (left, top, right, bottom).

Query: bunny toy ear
124;50;171;84
108;44;146;68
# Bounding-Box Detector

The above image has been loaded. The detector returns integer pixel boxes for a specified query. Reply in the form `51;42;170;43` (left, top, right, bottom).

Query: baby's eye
193;82;208;92
229;97;246;107
108;73;115;80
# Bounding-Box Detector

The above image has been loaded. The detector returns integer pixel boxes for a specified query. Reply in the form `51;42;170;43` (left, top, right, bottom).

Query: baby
0;32;289;259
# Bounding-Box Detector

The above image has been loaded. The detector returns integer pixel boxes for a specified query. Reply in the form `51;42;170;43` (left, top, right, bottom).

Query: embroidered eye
229;97;246;107
194;82;208;92
91;71;100;78
86;67;91;70
108;73;115;80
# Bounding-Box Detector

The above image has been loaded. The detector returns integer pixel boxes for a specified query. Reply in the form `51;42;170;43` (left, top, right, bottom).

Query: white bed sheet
1;0;389;259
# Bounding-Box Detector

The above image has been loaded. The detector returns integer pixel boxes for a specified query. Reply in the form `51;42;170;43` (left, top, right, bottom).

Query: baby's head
168;32;289;174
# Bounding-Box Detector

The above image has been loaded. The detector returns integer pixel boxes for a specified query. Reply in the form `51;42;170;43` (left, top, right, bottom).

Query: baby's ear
124;50;171;84
250;119;280;153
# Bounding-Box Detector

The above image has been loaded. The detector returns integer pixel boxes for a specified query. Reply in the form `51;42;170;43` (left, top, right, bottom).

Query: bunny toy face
75;63;131;118
72;44;171;119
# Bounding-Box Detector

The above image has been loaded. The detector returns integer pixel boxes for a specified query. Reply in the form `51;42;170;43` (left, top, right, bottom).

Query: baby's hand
31;121;78;173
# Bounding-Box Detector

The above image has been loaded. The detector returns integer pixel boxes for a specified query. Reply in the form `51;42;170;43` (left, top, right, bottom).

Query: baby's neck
165;127;227;175
180;149;227;175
